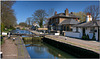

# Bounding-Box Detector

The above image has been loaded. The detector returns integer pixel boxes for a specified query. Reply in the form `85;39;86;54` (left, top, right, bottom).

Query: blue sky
12;1;99;24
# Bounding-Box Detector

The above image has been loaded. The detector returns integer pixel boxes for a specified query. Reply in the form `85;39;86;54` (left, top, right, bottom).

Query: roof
73;20;100;27
48;13;80;20
59;19;78;25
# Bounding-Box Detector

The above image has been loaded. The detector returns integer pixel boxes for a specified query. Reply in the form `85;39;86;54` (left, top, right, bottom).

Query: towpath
1;36;30;59
1;36;18;59
45;35;100;54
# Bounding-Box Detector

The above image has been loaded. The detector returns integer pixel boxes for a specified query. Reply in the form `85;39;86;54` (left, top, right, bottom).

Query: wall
65;27;82;38
66;27;98;41
2;32;7;35
42;37;99;58
65;31;81;38
59;18;67;23
85;27;98;40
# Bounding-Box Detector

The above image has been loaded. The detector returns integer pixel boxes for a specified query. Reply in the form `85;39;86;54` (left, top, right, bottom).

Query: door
82;28;85;36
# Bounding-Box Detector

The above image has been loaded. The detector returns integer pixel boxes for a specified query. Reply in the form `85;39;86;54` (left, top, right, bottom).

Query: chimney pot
87;13;91;15
71;12;73;14
55;11;57;15
66;8;68;10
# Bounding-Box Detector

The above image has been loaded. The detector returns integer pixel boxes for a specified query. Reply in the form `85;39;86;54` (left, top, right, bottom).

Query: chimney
86;13;92;22
65;8;69;16
55;11;57;15
71;12;73;14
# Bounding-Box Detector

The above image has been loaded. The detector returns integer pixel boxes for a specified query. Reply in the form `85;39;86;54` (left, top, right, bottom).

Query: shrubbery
92;33;96;40
86;34;89;40
82;36;85;40
1;35;4;45
9;26;16;30
82;34;90;40
1;23;5;32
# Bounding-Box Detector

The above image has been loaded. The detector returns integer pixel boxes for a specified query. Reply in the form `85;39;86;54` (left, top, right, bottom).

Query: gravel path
1;36;30;59
1;36;18;59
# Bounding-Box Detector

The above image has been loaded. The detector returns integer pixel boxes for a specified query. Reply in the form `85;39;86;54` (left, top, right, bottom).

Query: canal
11;29;76;59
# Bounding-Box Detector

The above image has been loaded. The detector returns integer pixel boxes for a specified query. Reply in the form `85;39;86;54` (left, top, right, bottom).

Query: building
48;8;80;35
65;13;100;41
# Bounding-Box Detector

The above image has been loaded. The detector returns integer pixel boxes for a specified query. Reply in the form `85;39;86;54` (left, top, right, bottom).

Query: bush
22;28;25;30
86;34;89;40
9;26;16;30
82;36;85;40
1;36;4;45
1;23;5;32
82;34;86;39
92;33;96;40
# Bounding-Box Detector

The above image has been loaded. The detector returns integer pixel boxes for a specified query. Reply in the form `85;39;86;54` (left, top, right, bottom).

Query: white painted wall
2;32;7;35
95;27;98;41
65;31;81;38
85;28;93;39
55;33;59;35
66;27;98;41
85;27;98;40
86;15;92;22
78;28;83;38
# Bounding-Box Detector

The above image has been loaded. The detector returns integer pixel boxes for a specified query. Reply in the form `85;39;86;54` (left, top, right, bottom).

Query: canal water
11;29;76;59
24;40;76;59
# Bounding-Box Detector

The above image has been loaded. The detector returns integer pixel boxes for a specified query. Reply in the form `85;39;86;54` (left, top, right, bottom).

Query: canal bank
43;35;99;58
15;36;30;59
23;37;76;58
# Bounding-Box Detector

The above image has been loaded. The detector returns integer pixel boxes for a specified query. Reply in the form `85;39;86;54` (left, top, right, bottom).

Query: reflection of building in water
44;43;75;58
25;40;75;58
34;46;46;54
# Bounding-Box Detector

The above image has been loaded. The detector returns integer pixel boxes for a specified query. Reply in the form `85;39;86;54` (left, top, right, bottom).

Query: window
76;27;78;32
56;18;58;23
64;26;66;31
67;26;70;31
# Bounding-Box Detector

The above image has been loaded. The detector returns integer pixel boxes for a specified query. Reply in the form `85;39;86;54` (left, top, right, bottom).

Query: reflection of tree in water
25;40;46;54
24;39;75;58
34;46;46;54
43;43;75;58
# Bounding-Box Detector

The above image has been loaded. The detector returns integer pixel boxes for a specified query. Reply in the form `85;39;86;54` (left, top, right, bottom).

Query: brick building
47;8;80;35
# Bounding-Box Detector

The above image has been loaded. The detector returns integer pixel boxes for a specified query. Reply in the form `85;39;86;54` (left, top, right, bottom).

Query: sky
12;1;99;24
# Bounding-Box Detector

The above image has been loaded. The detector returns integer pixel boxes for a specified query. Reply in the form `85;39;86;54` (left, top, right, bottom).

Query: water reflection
24;40;76;59
10;29;33;34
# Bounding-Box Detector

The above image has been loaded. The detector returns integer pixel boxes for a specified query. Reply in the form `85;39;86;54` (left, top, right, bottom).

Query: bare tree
32;9;48;28
48;8;55;17
26;17;32;27
84;5;99;21
45;8;55;26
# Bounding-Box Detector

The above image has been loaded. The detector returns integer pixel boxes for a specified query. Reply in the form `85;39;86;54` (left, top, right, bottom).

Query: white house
65;13;100;41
